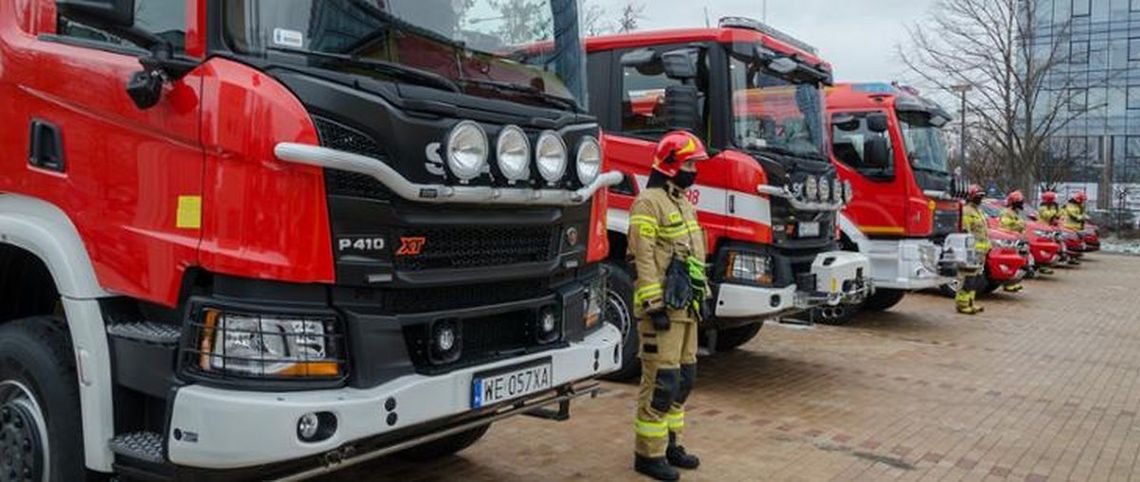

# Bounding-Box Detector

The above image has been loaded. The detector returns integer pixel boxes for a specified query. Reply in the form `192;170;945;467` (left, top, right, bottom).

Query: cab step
106;322;181;398
106;321;182;345
110;431;166;464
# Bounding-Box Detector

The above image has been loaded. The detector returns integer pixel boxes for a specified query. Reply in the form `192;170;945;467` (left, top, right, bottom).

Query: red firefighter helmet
1006;190;1024;207
1041;191;1057;204
966;184;984;203
1071;191;1088;204
652;131;709;177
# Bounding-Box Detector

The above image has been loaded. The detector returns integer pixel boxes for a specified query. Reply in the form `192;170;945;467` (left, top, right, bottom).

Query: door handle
29;119;65;173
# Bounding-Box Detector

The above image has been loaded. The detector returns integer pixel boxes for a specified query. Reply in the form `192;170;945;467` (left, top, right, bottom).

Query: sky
630;0;939;85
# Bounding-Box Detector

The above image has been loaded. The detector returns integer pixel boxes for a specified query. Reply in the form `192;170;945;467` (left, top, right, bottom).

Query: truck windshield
730;55;826;161
223;0;586;110
897;111;949;173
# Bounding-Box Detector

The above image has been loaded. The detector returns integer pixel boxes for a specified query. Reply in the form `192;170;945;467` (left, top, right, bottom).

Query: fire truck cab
586;18;871;377
0;0;622;479
820;83;977;323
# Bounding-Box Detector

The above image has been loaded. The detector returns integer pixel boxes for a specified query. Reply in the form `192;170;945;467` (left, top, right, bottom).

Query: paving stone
331;254;1140;481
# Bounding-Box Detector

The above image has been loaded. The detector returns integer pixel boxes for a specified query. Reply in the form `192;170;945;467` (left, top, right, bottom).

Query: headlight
535;131;568;184
446;121;488;182
804;176;819;202
994;239;1018;249
196;309;343;378
1033;229;1050;238
726;251;773;284
575;136;602;186
496;125;531;183
818;177;831;203
843;180;855;204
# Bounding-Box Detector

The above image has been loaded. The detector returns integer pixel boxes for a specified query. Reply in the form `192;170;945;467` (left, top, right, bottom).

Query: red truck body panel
0;4;335;306
827;84;940;238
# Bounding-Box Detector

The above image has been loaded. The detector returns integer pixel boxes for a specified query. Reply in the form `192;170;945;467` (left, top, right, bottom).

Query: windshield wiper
748;144;828;162
267;46;461;93
458;78;580;112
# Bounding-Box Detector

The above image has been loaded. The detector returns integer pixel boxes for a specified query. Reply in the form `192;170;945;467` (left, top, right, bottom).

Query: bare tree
617;2;646;33
582;0;612;37
898;0;1109;194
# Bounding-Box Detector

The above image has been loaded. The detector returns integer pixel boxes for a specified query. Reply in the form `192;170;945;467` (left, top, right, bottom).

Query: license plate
472;359;553;408
798;222;821;238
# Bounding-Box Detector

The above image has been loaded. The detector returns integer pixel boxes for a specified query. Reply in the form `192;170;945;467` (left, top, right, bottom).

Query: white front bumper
809;251;872;304
864;239;954;290
166;324;621;469
713;251;871;319
714;283;798;319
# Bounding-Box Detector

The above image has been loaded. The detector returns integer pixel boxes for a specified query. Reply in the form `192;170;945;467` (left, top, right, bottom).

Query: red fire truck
586;18;872;377
823;83;977;323
0;1;622;479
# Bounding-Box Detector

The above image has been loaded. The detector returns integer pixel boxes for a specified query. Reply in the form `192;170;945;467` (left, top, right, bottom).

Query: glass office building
1032;0;1140;211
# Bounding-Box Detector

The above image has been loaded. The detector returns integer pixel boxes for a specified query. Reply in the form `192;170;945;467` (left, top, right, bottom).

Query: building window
1071;40;1089;64
1130;38;1140;61
1132;0;1140;11
1072;0;1091;16
56;0;186;53
1128;86;1140;109
1069;88;1088;111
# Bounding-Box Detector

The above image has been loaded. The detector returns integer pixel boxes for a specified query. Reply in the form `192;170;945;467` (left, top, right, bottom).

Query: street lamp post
950;84;973;168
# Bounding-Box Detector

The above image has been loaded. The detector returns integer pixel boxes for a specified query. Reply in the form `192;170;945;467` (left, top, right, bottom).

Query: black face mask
671;170;697;190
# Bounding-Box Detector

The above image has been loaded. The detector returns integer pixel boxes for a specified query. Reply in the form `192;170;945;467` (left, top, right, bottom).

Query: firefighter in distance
957;185;991;315
628;131;710;481
1038;191;1062;226
999;191;1038;281
1063;191;1090;231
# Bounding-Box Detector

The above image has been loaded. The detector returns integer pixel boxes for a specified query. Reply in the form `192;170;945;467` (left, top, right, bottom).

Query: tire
397;424;490;461
811;304;861;326
713;322;763;351
0;317;85;482
862;289;906;311
601;263;640;382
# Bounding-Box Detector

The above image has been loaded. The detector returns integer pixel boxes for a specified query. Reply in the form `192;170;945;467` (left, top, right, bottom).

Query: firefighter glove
650;310;671;332
664;257;695;311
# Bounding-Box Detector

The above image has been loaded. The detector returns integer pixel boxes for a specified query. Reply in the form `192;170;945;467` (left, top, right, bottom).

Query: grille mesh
313;117;393;200
394;225;560;271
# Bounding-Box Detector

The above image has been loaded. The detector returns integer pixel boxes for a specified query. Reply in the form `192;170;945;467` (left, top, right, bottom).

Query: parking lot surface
334;254;1140;481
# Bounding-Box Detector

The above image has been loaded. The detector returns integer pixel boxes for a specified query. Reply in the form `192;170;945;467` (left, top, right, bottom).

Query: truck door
606;46;726;244
830;110;907;237
3;2;204;304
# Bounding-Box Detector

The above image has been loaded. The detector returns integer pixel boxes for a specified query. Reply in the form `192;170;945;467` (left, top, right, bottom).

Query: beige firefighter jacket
627;184;708;320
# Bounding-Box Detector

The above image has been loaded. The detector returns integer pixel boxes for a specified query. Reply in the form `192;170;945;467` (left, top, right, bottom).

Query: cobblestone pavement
331;254;1140;482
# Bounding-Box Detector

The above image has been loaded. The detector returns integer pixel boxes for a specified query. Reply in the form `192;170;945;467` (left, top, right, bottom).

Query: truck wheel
397;424;490;462
0;317;85;482
862;289;906;311
810;304;860;326
601;263;640;382
714;323;763;351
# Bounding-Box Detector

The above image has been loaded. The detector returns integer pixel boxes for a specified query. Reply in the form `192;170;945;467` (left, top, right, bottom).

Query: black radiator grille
372;279;551;314
313;117;393;200
395;225;560;271
933;208;961;237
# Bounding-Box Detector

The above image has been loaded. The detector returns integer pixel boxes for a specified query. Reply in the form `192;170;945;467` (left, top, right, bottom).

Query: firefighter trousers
955;265;985;309
635;315;698;458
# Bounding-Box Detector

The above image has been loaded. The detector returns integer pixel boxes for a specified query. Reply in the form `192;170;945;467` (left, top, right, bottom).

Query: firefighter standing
1063;191;1089;231
629;131;709;481
999;191;1042;280
957;185;991;315
1038;191;1061;226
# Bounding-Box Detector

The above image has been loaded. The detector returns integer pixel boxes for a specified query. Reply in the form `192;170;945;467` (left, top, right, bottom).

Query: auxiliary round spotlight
819;176;831;203
496;125;531;183
575;136;602;186
536;131;568;184
805;176;819;202
298;413;320;441
446;120;488;182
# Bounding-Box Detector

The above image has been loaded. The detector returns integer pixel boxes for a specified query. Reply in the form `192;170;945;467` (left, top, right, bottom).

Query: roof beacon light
719;16;819;55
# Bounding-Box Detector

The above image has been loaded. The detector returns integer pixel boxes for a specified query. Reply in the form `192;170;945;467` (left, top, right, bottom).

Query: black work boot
635;455;680;481
667;432;700;469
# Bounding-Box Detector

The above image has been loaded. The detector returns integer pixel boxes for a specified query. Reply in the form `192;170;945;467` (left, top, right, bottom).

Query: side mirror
56;0;135;28
863;137;891;169
866;113;889;133
661;49;699;80
620;49;657;67
663;85;701;132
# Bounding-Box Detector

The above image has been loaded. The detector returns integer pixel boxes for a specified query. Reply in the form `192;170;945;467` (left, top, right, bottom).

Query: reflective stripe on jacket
1038;204;1061;225
963;203;991;252
999;208;1026;233
627;185;707;318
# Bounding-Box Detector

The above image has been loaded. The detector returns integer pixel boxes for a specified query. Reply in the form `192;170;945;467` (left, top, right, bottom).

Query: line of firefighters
955;186;1092;315
623;131;1095;480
